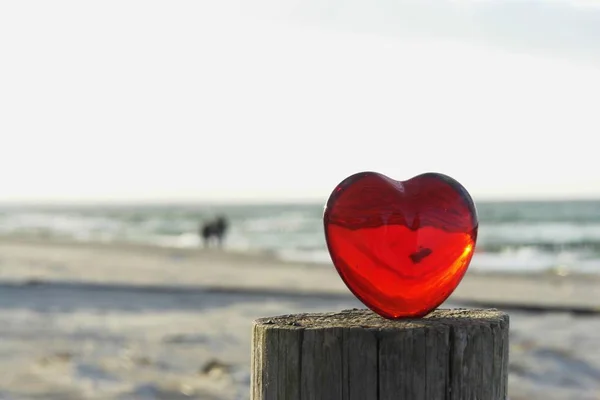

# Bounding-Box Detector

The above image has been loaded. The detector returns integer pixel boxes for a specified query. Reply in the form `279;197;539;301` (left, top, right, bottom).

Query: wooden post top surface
254;308;509;330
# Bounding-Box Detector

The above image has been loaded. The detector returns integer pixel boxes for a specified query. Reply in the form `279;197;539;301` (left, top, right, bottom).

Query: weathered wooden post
251;308;509;400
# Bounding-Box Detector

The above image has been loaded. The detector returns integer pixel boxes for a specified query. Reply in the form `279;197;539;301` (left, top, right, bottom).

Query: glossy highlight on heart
323;172;478;319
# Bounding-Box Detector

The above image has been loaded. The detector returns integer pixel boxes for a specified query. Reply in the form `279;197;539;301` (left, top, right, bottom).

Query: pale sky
1;0;600;203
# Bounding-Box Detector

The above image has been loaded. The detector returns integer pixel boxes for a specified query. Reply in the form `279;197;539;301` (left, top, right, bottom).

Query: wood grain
251;308;509;400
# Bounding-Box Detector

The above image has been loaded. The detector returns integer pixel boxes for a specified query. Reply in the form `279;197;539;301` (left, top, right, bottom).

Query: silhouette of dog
200;216;229;248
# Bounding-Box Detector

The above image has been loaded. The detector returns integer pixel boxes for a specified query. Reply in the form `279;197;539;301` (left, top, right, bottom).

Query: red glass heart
323;172;478;319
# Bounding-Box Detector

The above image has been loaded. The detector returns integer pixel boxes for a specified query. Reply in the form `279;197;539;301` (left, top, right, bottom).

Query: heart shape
323;172;478;319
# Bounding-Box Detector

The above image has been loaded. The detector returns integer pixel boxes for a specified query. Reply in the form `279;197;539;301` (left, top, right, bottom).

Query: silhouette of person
199;215;229;248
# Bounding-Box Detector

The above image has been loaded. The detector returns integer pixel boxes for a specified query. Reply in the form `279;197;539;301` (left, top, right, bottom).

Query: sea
2;200;600;275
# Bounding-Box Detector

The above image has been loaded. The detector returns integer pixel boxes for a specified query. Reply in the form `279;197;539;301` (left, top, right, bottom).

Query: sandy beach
0;238;599;399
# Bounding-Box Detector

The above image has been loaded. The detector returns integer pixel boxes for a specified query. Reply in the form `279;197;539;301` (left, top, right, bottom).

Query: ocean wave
480;222;600;241
3;203;600;275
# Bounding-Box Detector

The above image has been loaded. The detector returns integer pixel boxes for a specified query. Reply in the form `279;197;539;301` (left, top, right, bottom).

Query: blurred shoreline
4;200;600;276
0;233;598;274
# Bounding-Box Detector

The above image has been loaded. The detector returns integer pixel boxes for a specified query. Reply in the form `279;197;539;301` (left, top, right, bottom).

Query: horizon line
2;195;600;207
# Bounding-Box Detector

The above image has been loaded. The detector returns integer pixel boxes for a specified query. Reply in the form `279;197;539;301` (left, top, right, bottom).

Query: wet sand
0;238;598;399
1;238;599;312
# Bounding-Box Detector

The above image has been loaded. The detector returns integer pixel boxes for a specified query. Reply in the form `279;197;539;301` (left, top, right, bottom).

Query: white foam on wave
471;247;600;274
150;233;201;248
241;212;316;233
